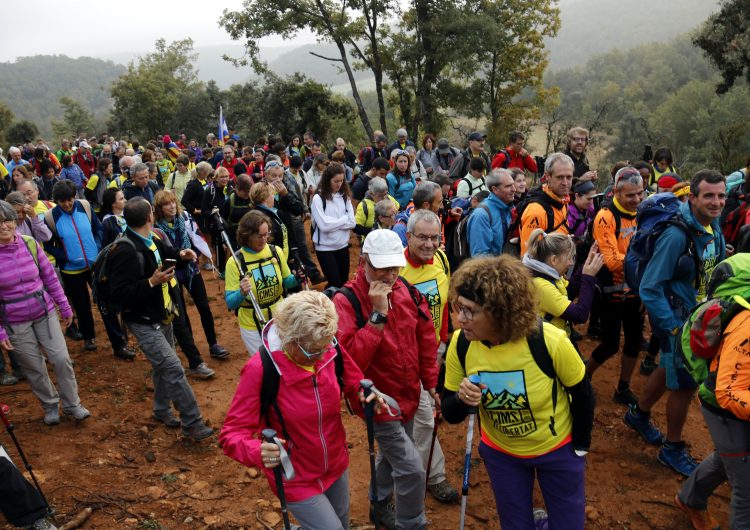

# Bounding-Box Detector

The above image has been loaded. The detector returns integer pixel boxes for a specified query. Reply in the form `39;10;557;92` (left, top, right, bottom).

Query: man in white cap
73;141;96;180
333;229;438;530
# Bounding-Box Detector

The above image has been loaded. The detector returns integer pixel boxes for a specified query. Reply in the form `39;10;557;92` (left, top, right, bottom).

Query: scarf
522;253;561;281
156;214;197;286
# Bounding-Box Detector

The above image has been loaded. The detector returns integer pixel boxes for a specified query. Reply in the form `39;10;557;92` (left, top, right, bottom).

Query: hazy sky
0;0;314;63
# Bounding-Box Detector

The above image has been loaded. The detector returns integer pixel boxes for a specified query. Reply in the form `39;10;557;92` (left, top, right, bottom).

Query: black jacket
108;229;187;325
181;179;205;217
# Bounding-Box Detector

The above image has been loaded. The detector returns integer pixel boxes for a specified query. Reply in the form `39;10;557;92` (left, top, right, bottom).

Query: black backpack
447;204;492;271
455;318;563;436
493;149;511;169
503;188;567;257
92;234;144;317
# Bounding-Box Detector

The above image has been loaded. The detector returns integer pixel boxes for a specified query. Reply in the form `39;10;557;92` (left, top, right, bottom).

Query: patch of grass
161;473;178;484
138;519;163;530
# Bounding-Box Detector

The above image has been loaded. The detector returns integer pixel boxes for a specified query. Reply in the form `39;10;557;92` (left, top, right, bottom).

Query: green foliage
108;39;213;141
51;97;95;142
544;33;750;175
0;56;124;137
693;0;750;93
0;102;14;148
6;120;39;145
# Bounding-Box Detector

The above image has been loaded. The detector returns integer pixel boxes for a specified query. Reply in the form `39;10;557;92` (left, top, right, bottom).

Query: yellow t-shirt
444;322;585;457
0;163;8;180
532;276;570;335
355;195;400;230
225;245;290;331
400;249;450;343
33;199;56;266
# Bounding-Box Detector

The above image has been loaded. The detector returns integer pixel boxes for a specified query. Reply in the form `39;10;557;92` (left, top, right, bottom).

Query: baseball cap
79;141;91;149
362;229;406;269
437;138;451;154
658;173;681;189
468;132;486;142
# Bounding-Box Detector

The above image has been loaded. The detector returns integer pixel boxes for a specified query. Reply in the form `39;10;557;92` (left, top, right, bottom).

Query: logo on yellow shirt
482;371;537;437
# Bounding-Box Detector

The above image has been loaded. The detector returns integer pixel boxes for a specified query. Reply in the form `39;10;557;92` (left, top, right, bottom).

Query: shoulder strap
44;208;57;236
259;344;293;446
527;318;559;436
398;276;431;322
457;330;471;373
20;235;40;272
79;199;92;222
362;200;369;222
169;171;177;189
337;286;365;328
603;204;623;238
461;176;473;196
435;248;449;275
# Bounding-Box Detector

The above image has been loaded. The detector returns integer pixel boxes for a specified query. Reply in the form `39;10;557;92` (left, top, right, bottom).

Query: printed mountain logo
481;370;537;437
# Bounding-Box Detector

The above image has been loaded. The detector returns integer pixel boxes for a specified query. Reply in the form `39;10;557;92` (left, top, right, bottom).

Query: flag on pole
219;106;230;146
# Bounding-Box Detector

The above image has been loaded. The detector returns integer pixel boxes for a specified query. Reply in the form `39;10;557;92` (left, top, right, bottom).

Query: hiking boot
66;323;83;340
0;372;18;386
188;362;215;379
28;517;57;530
209;343;230;360
114;345;136;361
428;479;459;503
84;339;97;351
182;422;214;441
369;498;396;530
43;407;60;426
613;387;639;407
623;404;665;445
674;494;720;530
63;404;91;422
658;442;698;477
586;324;602;340
640;355;658;375
153;410;181;428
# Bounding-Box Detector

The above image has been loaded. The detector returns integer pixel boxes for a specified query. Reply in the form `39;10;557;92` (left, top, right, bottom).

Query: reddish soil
0;237;730;529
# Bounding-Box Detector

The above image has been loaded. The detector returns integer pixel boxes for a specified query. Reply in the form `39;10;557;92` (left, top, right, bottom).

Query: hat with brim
362;229;406;268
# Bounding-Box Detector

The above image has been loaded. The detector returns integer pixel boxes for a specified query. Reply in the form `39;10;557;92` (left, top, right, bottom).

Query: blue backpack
624;192;701;293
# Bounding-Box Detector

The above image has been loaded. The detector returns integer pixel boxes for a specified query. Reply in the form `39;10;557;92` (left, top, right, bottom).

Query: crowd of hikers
0;126;749;530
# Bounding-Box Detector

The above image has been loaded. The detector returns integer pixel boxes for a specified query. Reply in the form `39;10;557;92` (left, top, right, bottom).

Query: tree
6;120;39;146
220;0;392;139
51;97;95;141
693;0;750;94
108;39;210;140
0;102;14;149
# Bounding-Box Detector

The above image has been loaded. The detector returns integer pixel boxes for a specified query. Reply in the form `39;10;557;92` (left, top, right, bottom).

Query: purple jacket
567;202;594;239
0;234;72;342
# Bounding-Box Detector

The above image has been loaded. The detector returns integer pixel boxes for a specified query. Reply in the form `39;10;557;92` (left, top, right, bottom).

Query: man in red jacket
491;130;538;172
73;141;96;179
334;229;439;530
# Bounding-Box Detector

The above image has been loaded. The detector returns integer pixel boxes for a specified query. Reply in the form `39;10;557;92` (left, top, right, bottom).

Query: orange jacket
519;186;568;255
712;310;750;421
592;199;637;293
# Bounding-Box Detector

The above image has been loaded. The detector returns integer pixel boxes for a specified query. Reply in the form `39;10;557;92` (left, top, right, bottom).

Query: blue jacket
392;210;411;246
46;201;102;272
466;193;512;256
640;201;725;335
386;171;416;211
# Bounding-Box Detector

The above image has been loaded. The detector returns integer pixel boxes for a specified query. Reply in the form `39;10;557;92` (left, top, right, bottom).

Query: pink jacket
333;267;439;423
220;322;365;502
0;234;72;342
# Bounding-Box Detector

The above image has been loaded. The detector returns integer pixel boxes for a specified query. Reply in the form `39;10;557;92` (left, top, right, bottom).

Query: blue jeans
479;441;586;530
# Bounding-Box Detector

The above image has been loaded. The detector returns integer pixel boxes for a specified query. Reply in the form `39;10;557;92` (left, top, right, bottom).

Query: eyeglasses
454;303;479;321
571;137;587;143
411;233;441;244
297;336;337;359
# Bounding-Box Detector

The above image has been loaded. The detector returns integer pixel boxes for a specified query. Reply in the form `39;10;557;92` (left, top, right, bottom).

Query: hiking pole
459;375;481;530
425;405;441;494
289;247;310;290
360;379;380;530
211;210;267;327
262;428;294;530
0;403;53;514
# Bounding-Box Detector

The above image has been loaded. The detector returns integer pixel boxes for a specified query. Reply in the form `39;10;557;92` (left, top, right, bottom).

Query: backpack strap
259;343;293;448
79;199;93;222
362;200;370;224
336;286;366;328
527;318;559;436
456;330;471;373
398;276;431;322
435;249;449;275
20;235;40;272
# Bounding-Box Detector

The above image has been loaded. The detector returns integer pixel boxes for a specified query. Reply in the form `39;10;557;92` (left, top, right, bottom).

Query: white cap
362;229;406;269
79;141;91;149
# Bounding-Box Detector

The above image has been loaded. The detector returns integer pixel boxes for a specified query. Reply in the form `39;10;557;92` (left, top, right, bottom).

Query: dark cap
468;132;487;142
437;138;450;153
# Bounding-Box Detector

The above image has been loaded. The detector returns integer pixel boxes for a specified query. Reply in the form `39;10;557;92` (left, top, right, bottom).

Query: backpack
492;149;511;169
720;188;749;246
44;199;93;236
676;254;750;396
232;244;284;327
503;188;567;257
454;318;563;437
91;234;144;316
623;192;700;294
450;176;486;199
227;192;251;231
448;203;493;271
19;235;40;271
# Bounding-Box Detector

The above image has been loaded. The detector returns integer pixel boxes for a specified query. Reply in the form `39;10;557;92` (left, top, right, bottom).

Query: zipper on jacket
311;375;328;472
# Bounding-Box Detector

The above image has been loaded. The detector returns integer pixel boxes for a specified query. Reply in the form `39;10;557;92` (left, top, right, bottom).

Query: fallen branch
58;507;93;530
255;511;275;530
640;499;677;509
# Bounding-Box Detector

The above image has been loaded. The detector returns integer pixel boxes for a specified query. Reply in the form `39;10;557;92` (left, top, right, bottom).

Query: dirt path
0;241;730;529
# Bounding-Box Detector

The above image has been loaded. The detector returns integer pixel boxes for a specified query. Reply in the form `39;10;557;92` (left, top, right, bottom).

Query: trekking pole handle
219;228;268;327
360;379;375;416
466;374;481;414
261;428;295;480
0;403;10;428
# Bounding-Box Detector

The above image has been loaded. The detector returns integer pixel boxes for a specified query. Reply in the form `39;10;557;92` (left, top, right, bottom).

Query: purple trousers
479;441;586;530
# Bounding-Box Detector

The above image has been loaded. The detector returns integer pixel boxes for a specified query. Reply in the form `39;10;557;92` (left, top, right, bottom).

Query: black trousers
591;295;644;364
0;450;47;527
180;274;217;347
171;287;204;370
316;246;350;289
61;270;96;340
291;218;321;278
210;228;227;273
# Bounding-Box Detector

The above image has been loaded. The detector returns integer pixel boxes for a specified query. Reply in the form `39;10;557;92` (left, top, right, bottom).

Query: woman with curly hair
441;255;594;530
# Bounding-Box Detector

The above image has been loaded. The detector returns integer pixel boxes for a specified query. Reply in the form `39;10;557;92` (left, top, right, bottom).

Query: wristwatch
369;311;388;325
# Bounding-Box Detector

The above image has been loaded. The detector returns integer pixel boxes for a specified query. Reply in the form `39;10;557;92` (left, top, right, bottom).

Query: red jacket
334;267;439;423
220;323;365;502
74;151;96;178
491;147;538;173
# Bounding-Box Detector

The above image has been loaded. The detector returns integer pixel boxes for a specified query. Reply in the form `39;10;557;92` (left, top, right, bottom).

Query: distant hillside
0;55;125;137
546;0;722;70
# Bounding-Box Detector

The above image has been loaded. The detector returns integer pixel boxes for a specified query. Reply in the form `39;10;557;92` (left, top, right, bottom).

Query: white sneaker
63;404;91;422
